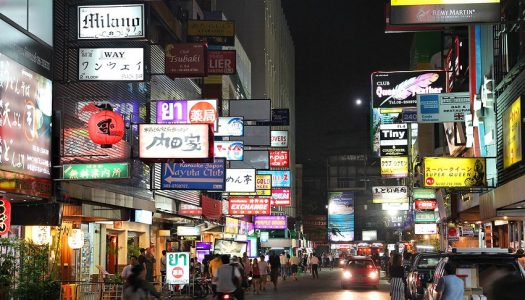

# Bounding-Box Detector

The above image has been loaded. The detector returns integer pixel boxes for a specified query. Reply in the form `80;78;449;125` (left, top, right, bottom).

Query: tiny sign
166;252;190;284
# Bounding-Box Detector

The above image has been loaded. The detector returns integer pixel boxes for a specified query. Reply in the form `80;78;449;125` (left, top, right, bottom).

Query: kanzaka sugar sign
208;50;236;75
228;197;270;215
269;150;289;168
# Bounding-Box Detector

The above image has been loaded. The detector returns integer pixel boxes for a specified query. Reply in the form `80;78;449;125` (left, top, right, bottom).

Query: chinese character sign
156;100;218;131
228;197;270;215
380;157;408;178
328;192;354;242
269;150;289;168
78;48;144;81
138;124;211;160
62;163;130;180
166;252;190;284
503;96;522;169
372;186;408;203
225;169;256;193
424;157;486;187
0;52;52;179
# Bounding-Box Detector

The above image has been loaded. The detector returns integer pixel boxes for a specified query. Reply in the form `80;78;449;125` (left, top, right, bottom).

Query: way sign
166;252;190;284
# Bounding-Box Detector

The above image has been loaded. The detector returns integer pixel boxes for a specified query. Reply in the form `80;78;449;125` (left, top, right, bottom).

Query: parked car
406;252;444;300
341;256;379;289
424;248;525;300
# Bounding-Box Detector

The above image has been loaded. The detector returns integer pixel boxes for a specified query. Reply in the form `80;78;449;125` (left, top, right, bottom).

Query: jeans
311;264;319;278
280;265;288;278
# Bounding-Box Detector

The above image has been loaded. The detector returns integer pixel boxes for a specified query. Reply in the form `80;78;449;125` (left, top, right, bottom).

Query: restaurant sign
63;163;130;180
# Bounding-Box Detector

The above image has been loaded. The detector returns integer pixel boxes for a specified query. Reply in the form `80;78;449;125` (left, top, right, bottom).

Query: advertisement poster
271;130;288;147
254;216;287;230
390;0;501;25
257;170;291;188
380;157;408;178
77;4;145;39
269;150;290;167
503;96;522;169
417;92;471;123
166;252;190;284
138;124;211;160
328;192;355;242
156;99;218;131
225;169;256;193
371;71;446;108
228;197;270;215
0;52;52;179
372;186;408;203
160;159;225;191
379;124;408;156
216;117;243;136
187;20;235;46
165;43;207;78
78;48;144;81
208;50;236;75
270;188;291;206
224;217;239;234
424;157;486;187
214;240;247;258
214;141;244;161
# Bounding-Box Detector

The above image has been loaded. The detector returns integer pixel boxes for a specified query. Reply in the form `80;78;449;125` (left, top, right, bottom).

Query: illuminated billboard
380;157;408;178
503;97;522;169
328;192;354;242
424;157;486;187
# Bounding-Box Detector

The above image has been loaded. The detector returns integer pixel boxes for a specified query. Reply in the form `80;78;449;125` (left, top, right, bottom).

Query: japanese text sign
225;169;256;193
78;48;144;81
214;141;244;161
156;99;218;131
229;174;272;196
269;150;289;168
271;131;288;147
63;163;130;180
271;188;291;206
228;197;270;215
503;96;522;169
379;124;408;156
372;186;408;203
216;117;243;136
0;52;52;179
415;199;437;211
257;170;291;188
161;159;225;191
380;157;408;178
77;4;145;39
414;223;437;235
372;71;446;108
166;252;190;284
165;43;207;78
187;20;235;46
424;157;486;187
138;124;211;160
417;92;471;123
208;50;236;75
254;216;287;230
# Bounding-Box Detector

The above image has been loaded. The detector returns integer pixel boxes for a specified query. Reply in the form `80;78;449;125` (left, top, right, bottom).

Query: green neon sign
63;163;130;180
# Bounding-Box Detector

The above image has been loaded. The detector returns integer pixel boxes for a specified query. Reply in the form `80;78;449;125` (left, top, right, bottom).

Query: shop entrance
106;234;119;274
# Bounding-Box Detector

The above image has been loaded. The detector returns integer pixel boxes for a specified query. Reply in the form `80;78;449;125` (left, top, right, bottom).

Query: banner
165;43;207;78
229;174;272;196
156;99;218;130
77;4;145;39
417;92;471;123
390;0;501;25
178;204;202;216
161;159;225;191
379;124;408;156
225;169;256;192
257;170;291;188
413;188;436;199
228;198;270;215
225;217;239;234
187;20;235;46
166;252;190;284
328;192;354;242
424;157;486;187
63;163;130;180
372;186;408;203
202;196;222;220
208;50;236;75
503;96;522;168
254;216;287;229
380;157;408;178
372;70;446;108
270;188;291;206
79;48;144;81
138;124;212;160
269;150;290;168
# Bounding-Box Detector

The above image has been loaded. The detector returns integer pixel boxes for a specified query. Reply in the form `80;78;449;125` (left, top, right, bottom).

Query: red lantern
0;199;11;236
88;110;125;148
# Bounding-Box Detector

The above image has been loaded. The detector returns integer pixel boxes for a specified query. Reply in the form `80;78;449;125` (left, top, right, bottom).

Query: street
243;268;391;300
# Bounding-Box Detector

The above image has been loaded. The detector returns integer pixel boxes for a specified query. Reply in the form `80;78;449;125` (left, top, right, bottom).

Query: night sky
282;1;414;164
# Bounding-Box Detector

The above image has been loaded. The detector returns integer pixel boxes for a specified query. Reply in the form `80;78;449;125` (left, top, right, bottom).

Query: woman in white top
257;255;269;291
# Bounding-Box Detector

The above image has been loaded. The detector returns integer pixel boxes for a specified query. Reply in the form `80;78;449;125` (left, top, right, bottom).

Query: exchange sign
424;157;486;187
63;163;130;180
269;150;290;167
380;157;408;178
228;197;270;215
166;252;190;284
372;186;408;203
78;48;144;81
379;124;408;156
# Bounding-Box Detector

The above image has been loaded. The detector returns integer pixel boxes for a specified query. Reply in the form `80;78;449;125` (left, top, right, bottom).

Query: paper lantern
0;199;11;236
88;110;125;148
68;229;85;249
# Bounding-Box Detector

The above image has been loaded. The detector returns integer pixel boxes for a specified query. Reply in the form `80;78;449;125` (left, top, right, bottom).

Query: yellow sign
380;157;408;178
503;97;522;168
391;0;499;6
230;174;271;196
187;20;235;37
424;157;486;187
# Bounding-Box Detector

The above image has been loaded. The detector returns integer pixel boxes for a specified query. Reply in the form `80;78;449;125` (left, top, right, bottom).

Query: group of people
121;247;161;300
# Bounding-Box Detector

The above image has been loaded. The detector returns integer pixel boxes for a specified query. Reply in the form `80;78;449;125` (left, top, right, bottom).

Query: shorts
291;264;298;273
260;274;267;282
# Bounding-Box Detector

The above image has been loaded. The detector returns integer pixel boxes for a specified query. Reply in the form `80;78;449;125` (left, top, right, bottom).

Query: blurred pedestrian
389;253;405;300
251;259;261;294
279;252;289;280
328;253;334;270
121;255;138;280
517;248;525;269
122;264;160;300
269;251;281;290
257;255;269;291
309;253;319;279
289;254;300;280
216;255;244;300
209;254;223;295
160;250;166;283
435;261;464;300
144;247;156;282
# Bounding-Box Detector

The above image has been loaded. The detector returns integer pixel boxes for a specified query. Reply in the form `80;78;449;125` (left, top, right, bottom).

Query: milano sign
78;4;145;39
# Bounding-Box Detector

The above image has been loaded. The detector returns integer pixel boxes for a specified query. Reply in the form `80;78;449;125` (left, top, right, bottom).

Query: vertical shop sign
328;192;355;242
166;252;190;284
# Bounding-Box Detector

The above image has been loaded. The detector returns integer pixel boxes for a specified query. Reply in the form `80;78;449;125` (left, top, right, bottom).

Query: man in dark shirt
268;251;281;290
138;248;147;269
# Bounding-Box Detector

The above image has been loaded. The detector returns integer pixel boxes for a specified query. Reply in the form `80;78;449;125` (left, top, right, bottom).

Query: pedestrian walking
122;264;160;300
216;255;244;300
257;255;269;292
328;253;334;270
160;250;166;283
389;253;405;300
435;261;464;300
251;259;261;294
289;254;300;280
279;252;289;280
309;253;319;279
269;251;281;290
144;247;156;282
121;255;138;280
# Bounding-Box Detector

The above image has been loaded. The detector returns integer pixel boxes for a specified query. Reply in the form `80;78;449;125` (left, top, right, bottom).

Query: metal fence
61;282;125;300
